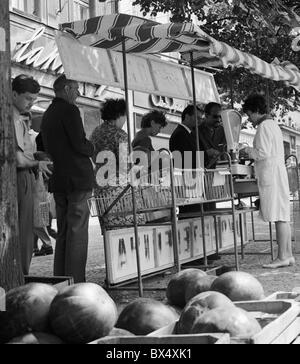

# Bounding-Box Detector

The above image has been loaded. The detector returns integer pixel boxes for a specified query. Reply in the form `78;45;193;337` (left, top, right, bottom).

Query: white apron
246;119;290;222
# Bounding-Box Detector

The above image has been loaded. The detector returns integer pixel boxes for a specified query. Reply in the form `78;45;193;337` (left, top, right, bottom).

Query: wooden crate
232;300;300;344
24;276;74;292
90;332;230;345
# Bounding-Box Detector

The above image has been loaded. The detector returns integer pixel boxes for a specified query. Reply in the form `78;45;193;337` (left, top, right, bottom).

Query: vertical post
229;68;234;109
168;153;180;272
0;0;24;290
190;52;201;164
266;80;271;113
89;0;97;18
122;39;143;297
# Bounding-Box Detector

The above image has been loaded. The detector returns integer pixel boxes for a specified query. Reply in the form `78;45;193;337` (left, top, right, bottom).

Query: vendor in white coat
241;94;295;269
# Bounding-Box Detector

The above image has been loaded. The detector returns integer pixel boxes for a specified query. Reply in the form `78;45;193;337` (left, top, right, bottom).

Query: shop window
73;0;89;21
47;0;70;28
11;0;40;17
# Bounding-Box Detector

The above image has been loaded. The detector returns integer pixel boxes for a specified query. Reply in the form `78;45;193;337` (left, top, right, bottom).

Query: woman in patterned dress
90;98;144;230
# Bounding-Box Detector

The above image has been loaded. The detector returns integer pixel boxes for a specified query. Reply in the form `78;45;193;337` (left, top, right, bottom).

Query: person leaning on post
12;74;53;275
40;74;95;283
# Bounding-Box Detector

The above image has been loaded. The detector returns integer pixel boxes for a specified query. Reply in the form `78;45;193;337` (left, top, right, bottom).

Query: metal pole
190;52;201;162
169;155;181;272
122;39;143;297
229;68;234;109
266;80;271;114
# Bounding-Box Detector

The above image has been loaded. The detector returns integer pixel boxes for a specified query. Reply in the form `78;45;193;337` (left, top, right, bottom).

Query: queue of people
12;72;295;282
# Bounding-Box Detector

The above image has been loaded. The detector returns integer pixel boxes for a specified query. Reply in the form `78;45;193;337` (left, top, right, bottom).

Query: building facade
8;0;300;156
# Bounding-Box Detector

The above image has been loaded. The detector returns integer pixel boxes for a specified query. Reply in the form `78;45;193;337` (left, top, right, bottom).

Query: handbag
33;172;50;228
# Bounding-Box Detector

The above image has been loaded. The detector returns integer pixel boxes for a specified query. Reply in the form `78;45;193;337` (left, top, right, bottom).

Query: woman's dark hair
101;98;126;121
12;74;40;95
141;110;167;128
243;95;268;114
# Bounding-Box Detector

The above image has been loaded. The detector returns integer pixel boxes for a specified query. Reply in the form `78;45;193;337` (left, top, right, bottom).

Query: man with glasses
198;102;227;168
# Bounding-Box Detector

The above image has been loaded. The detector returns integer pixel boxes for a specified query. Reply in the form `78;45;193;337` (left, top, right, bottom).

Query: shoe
263;258;295;269
34;246;53;257
47;227;57;240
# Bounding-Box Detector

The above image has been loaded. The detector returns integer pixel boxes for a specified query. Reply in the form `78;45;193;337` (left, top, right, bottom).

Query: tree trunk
0;0;24;291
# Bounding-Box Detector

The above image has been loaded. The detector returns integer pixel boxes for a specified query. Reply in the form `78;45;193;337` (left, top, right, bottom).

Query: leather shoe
34;245;53;257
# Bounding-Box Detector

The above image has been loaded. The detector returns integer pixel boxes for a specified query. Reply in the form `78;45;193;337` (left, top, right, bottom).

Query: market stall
55;13;300;296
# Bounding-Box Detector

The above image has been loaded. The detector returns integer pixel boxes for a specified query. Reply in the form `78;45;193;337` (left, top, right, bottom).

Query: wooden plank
271;318;300;344
234;301;300;344
90;333;230;345
24;276;74;292
264;292;300;301
0;287;5;311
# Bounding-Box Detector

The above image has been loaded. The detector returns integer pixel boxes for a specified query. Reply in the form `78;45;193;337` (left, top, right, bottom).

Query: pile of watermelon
0;269;266;343
166;269;265;338
0;282;179;344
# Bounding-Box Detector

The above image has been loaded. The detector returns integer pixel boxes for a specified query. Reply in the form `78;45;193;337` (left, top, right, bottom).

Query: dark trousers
54;190;92;283
17;170;35;275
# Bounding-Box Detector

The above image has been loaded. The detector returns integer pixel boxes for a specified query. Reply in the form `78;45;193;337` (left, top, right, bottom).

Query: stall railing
88;153;240;292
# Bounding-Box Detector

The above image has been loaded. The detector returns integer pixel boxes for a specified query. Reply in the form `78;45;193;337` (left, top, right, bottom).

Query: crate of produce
90;332;230;344
232;300;300;344
148;300;300;345
24;276;74;292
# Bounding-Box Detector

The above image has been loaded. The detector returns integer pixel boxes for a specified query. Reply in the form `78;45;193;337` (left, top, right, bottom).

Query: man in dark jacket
169;104;205;169
40;74;95;283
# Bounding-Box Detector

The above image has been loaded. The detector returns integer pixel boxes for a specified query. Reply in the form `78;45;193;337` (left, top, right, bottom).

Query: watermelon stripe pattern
59;13;300;92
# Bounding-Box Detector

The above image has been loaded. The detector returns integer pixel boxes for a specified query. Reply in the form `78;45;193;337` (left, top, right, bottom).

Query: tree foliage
132;0;300;114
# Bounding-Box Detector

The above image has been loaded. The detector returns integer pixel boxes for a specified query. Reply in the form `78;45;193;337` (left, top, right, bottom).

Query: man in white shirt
12;75;52;274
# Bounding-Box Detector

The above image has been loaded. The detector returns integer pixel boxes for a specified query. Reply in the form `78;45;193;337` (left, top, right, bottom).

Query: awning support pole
230;68;234;109
122;38;143;297
190;52;201;161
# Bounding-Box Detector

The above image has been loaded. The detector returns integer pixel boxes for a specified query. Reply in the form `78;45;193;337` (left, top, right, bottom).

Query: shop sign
56;31;220;104
12;27;63;74
150;94;187;113
104;213;246;285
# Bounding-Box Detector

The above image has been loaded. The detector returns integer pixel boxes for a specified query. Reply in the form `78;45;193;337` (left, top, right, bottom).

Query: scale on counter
218;110;258;197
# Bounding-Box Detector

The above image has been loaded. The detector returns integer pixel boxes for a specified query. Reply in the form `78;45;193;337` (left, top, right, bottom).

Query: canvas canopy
59;13;300;92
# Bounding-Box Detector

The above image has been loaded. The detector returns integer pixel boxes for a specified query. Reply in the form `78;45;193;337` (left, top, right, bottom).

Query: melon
0;283;58;344
185;275;217;303
191;306;262;339
49;283;118;344
116;298;179;335
177;291;234;334
166;269;207;308
211;271;265;301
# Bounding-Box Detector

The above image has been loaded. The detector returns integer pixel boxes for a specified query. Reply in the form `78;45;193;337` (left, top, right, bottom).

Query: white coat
246;118;290;222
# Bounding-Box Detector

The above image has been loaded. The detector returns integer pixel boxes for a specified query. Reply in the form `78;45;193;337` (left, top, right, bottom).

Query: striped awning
59;13;300;92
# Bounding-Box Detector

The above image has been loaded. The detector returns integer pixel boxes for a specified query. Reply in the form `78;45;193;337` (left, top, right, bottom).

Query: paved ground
30;199;300;310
